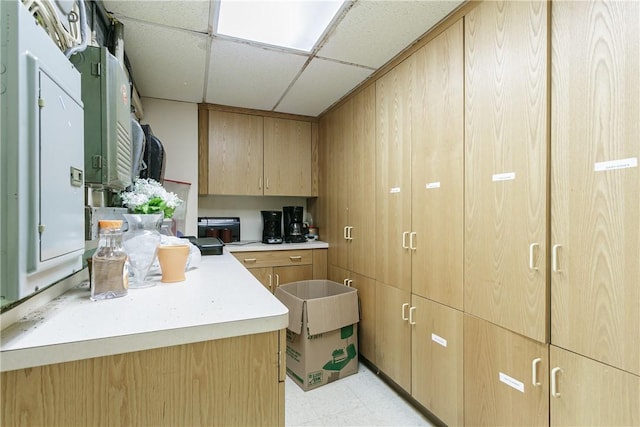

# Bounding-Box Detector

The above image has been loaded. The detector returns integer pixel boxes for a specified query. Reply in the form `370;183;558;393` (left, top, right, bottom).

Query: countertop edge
0;311;288;372
225;241;329;252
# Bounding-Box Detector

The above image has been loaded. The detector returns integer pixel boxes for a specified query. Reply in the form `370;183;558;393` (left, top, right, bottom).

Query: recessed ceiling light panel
217;0;344;52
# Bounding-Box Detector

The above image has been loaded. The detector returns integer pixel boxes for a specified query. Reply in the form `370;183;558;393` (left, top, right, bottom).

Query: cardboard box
275;280;359;391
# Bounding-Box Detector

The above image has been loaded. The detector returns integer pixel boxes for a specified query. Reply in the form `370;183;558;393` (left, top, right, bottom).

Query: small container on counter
91;220;128;301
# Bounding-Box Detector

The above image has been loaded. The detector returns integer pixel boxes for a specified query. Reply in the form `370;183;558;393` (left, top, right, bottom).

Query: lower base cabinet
328;266;377;363
411;296;464;427
464;314;549;426
375;282;412;391
550;345;640;426
233;249;326;293
1;331;285;426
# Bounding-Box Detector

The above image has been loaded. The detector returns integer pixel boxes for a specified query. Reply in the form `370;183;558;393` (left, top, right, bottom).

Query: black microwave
197;217;240;242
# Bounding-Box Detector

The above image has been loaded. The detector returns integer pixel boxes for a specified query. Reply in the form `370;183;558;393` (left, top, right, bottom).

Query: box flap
275;287;304;334
305;289;359;336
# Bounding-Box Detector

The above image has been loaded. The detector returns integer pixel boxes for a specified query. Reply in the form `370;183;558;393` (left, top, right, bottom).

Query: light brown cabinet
263;117;312;196
549;346;640;426
199;107;315;196
464;314;549;427
322;85;376;277
233;249;326;293
464;0;549;343
328;266;376;363
411;295;464;427
550;0;640;376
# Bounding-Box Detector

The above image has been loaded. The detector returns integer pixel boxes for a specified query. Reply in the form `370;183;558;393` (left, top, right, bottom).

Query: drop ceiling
101;0;464;117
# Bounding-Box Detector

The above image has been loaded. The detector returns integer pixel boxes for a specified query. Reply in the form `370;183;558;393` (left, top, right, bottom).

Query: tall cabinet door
375;282;411;391
551;0;640;376
464;0;549;342
550;346;640;426
411;20;464;310
375;57;413;291
322;106;350;270
411;296;463;427
464;314;549;427
208;111;263;195
263;118;311;196
349;85;377;278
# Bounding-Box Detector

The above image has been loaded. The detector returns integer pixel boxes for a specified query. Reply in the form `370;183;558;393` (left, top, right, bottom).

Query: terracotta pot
157;245;190;283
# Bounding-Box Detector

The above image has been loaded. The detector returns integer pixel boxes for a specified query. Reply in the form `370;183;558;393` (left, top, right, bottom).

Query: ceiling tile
276;58;373;117
205;38;309;111
102;0;211;33
318;0;464;68
120;18;209;102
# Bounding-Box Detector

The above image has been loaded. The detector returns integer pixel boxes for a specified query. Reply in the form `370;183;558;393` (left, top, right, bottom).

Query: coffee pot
283;206;306;243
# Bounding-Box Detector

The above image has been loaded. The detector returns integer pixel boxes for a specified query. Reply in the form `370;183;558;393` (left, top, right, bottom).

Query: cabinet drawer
233;250;312;268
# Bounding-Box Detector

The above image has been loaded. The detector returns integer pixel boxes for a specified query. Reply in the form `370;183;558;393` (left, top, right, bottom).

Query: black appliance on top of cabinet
197;217;240;243
283;206;306;243
261;210;283;244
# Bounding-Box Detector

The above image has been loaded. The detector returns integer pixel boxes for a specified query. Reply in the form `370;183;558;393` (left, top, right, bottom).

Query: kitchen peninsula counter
1;251;288;426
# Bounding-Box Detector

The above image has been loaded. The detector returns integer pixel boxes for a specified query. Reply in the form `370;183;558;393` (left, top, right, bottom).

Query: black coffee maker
283;206;306;243
261;210;283;244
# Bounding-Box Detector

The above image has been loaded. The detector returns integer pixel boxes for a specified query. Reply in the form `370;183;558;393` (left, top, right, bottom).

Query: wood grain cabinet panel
410;19;464;310
550;345;640;426
464;0;549;343
263;117;311;196
464;314;549;427
411;295;464;427
207;110;264;195
1;332;283;427
550;0;640;376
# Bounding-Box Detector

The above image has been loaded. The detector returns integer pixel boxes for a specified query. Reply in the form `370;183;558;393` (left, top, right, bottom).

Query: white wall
140;97;308;240
140;98;199;236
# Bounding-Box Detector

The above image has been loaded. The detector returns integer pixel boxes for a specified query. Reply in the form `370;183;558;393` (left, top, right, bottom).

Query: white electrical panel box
1;1;85;304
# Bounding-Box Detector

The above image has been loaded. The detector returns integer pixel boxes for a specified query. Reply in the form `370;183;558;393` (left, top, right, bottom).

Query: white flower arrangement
120;178;183;218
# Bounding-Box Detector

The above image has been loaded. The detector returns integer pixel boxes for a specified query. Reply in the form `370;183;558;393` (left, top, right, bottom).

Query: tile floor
285;363;436;427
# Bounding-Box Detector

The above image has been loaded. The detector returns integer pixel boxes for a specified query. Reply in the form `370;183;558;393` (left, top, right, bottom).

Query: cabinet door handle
410;232;417;250
275;274;280;287
552;244;562;272
532;358;542;386
409;306;416;325
289;255;302;262
268;274;273;291
343;278;349;286
243;258;257;264
348;279;353;287
259;177;262;190
402;231;410;249
551;367;562;398
348;226;354;240
401;303;409;321
266;178;270;190
529;243;540;270
344;226;349;240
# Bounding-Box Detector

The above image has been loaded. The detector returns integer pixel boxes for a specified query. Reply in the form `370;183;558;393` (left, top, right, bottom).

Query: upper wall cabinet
198;106;316;197
263;117;312;196
464;0;549;343
550;0;640;376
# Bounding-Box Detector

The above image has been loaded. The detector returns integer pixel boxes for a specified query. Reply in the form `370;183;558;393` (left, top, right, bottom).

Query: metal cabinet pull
344;226;349;240
275;274;280;287
409;306;416;325
266;178;270;190
259;177;262;190
347;226;354;240
348;279;353;287
243;258;257;264
401;303;409;321
532;358;542;386
552;244;562;272
529;243;540;270
410;232;417;250
551;367;562;398
402;231;410;249
289;255;302;262
268;274;272;291
343;279;349;286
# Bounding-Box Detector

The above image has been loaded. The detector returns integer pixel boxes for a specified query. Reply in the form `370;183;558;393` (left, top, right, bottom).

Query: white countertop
225;240;329;252
0;250;288;372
